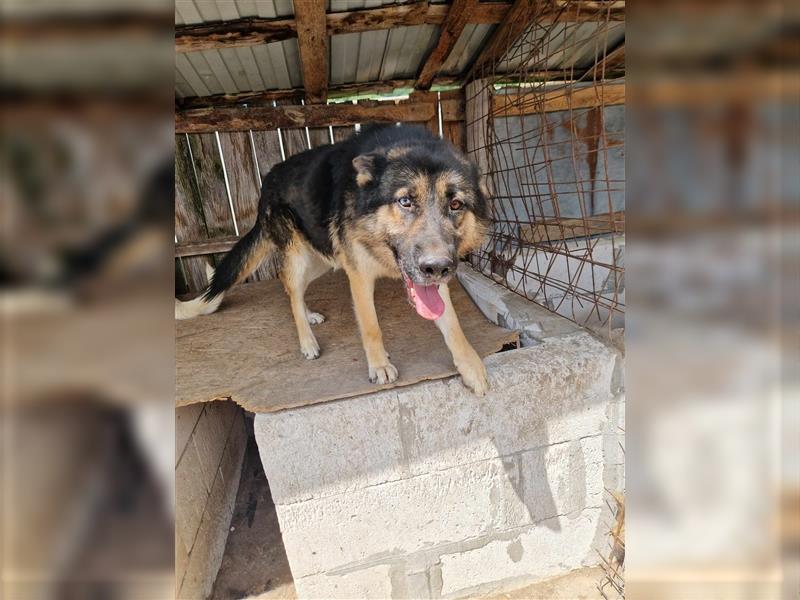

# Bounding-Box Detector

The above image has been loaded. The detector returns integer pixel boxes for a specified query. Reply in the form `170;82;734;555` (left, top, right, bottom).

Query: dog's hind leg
345;268;398;384
281;236;331;359
435;282;489;396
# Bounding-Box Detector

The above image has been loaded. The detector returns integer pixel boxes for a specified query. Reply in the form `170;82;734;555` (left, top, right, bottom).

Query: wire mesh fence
466;1;625;337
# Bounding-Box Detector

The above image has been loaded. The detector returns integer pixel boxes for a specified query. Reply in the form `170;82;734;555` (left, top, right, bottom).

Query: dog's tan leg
282;239;330;360
346;269;398;384
435;283;489;395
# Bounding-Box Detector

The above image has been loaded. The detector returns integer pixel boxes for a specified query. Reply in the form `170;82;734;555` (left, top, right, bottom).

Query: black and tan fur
176;124;491;394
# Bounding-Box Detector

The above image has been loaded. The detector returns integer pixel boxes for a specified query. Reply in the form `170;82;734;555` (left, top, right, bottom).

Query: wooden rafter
176;101;438;134
175;2;511;53
415;0;476;90
293;1;328;104
175;1;623;54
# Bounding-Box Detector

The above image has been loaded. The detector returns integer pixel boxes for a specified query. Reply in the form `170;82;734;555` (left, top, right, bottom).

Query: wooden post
293;0;328;104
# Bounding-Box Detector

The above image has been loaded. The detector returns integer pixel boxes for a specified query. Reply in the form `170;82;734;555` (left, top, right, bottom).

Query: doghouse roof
175;1;624;103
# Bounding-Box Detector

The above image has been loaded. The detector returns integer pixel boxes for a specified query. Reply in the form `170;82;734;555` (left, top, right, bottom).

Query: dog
176;124;491;394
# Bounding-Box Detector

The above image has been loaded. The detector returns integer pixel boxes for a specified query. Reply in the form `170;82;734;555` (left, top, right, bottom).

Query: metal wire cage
465;1;625;337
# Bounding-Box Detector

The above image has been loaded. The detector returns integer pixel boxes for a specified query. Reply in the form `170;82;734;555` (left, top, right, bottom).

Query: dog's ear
352;152;386;188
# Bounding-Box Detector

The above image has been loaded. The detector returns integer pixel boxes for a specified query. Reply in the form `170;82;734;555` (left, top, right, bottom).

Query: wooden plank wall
176;94;467;293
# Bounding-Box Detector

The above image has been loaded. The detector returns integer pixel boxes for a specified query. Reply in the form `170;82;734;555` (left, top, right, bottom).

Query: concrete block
276;457;527;578
255;389;406;504
403;569;431;599
399;335;615;475
176;404;203;464
519;436;605;524
439;508;602;597
293;564;394;599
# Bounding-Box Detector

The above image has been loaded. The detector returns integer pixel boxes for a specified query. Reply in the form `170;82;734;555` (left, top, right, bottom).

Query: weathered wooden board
332;124;355;143
443;120;466;150
175;134;210;291
176;271;518;412
187;133;237;239
276;98;309;158
175;101;438;133
218;131;260;231
293;0;328;103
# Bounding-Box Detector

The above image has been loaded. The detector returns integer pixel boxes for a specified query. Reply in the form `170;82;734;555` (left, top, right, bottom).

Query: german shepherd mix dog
176;124;491;394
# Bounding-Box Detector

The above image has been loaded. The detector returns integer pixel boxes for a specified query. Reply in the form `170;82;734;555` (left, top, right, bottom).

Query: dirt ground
210;436;295;600
212;435;608;600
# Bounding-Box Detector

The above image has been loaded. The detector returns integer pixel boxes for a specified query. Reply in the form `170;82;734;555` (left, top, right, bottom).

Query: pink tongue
406;279;445;320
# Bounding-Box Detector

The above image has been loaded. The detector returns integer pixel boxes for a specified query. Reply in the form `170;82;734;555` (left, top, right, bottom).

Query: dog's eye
397;196;413;209
449;199;464;211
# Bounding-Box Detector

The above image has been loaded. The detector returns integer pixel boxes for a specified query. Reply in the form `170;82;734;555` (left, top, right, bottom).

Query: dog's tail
175;222;273;320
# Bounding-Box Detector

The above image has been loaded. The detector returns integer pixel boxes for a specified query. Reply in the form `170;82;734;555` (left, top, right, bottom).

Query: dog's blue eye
397;196;413;208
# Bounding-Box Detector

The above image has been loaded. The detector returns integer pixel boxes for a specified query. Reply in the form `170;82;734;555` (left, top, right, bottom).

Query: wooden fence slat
217;130;275;281
276;98;310;157
308;127;330;148
443;120;466;151
175;134;211;292
251;129;283;177
187;133;238;239
218;131;260;231
332;125;354;143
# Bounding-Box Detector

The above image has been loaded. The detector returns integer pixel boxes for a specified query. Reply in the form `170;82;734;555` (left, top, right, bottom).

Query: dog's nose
418;256;454;279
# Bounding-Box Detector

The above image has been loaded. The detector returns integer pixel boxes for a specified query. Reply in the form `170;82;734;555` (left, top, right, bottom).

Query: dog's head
352;141;490;319
353;143;490;280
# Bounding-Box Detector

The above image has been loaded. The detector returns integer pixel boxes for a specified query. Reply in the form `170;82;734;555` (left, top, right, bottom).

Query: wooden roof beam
175;101;438;133
175;2;624;54
415;0;476;91
293;0;328;104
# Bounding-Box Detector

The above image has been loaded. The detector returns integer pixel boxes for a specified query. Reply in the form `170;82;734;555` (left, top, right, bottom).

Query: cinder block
439;508;601;597
293;564;394;599
399;335;615;475
176;404;203;464
255;389;406;504
276;457;527;578
519;436;605;524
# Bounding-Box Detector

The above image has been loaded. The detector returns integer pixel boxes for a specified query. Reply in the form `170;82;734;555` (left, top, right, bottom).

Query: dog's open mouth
402;273;445;321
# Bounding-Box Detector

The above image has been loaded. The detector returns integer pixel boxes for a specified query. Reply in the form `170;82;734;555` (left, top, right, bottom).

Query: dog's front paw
307;311;326;325
369;362;398;384
457;355;489;396
300;336;320;360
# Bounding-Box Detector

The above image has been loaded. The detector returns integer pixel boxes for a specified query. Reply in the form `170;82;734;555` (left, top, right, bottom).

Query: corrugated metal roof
439;23;494;76
175;1;624;99
498;20;625;74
